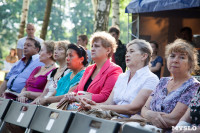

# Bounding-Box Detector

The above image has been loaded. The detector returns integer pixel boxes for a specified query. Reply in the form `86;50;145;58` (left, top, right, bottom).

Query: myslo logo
172;126;197;131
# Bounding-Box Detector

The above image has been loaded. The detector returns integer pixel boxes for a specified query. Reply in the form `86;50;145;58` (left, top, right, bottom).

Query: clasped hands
57;91;93;108
145;110;169;128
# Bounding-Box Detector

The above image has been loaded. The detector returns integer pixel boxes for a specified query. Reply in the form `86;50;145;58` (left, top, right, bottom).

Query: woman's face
39;45;52;63
126;44;145;68
91;39;109;61
66;49;83;70
10;50;15;56
150;43;157;54
167;52;190;74
53;45;66;61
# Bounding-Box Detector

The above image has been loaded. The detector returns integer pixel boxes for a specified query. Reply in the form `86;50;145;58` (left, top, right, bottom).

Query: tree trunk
112;0;120;26
92;0;111;32
18;0;29;39
40;0;53;40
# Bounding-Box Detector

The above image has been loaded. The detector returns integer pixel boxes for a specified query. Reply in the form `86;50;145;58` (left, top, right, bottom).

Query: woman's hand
76;91;92;102
17;96;28;103
37;97;47;105
80;98;98;110
57;92;76;107
145;110;168;128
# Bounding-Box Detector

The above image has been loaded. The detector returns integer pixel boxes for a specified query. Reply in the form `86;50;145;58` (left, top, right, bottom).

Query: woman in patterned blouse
141;39;200;129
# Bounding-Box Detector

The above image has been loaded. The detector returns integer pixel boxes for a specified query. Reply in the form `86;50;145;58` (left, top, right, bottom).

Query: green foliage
0;0;22;58
0;0;131;59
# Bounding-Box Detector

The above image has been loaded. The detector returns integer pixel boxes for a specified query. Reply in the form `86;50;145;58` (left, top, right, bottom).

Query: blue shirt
55;70;85;96
5;54;44;93
150;56;163;78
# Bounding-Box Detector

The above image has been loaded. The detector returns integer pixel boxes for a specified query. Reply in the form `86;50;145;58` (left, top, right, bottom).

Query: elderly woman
141;39;200;129
31;41;70;104
80;39;159;117
149;41;163;78
38;43;87;105
57;31;122;108
17;41;56;103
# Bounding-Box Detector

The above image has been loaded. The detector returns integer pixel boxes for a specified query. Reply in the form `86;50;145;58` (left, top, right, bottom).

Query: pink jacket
74;59;122;103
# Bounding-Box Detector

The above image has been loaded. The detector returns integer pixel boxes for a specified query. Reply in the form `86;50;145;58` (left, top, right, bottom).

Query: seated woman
31;41;70;104
80;39;159;117
57;31;123;107
38;43;88;105
141;39;200;129
173;87;200;132
17;41;56;103
149;41;163;78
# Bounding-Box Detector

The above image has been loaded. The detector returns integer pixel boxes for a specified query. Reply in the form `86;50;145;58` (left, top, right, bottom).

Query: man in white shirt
17;23;43;59
77;35;92;65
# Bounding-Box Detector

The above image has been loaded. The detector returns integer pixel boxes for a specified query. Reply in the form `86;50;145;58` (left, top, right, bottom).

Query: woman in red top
57;31;122;108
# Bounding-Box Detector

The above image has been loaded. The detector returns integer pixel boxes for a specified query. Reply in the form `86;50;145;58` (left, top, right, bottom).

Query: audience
0;38;44;97
77;35;92;65
109;26;126;72
17;23;43;59
80;39;159;117
31;41;69;104
149;41;163;78
57;31;122;109
141;39;200;129
38;43;87;105
17;41;56;103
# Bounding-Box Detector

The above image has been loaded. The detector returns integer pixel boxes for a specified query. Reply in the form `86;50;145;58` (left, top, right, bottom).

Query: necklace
58;65;67;72
44;63;54;69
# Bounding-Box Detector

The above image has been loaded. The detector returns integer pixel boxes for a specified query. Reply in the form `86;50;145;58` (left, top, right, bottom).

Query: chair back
29;106;74;133
3;101;37;128
68;112;120;133
0;98;12;120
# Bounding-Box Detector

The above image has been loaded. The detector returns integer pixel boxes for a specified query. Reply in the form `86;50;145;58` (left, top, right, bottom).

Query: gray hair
127;39;153;66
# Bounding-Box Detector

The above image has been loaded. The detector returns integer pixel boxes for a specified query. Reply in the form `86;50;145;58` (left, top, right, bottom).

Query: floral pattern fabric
189;87;200;126
150;77;200;113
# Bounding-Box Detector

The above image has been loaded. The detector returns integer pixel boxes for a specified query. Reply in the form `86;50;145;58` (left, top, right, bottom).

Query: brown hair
165;39;199;73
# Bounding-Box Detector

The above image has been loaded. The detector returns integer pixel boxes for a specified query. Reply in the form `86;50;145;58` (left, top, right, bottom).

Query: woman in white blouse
81;39;159;117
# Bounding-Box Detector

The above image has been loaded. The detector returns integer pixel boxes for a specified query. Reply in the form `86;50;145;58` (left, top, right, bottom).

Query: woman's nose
173;56;179;62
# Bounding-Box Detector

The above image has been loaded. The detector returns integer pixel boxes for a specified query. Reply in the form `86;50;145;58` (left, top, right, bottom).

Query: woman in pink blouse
17;41;56;103
57;31;122;108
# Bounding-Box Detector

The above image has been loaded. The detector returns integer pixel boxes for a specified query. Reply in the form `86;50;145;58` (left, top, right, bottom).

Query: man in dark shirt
109;26;126;72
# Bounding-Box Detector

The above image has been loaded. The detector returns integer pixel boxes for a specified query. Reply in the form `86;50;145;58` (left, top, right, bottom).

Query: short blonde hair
127;39;153;66
165;39;199;73
55;40;70;53
43;41;55;61
89;31;117;58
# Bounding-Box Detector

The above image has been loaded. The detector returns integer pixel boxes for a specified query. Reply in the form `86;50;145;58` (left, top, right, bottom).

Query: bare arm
39;95;65;105
149;62;162;72
17;48;23;59
100;89;152;115
141;96;168;128
0;80;8;96
161;102;188;127
178;107;191;123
